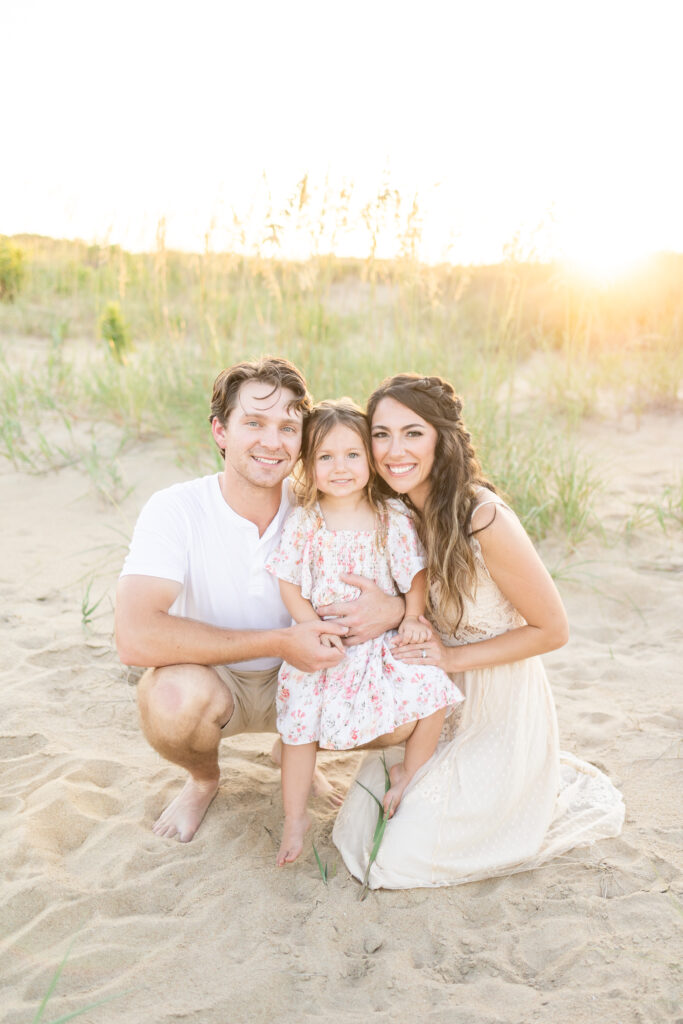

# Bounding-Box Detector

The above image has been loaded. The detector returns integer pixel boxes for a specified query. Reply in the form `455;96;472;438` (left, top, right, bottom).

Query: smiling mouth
252;455;283;466
386;464;416;476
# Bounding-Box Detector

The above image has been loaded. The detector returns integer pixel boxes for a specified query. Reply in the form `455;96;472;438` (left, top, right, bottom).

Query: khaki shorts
215;665;279;738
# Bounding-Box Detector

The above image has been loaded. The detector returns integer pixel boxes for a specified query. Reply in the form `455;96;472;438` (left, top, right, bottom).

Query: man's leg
137;664;234;842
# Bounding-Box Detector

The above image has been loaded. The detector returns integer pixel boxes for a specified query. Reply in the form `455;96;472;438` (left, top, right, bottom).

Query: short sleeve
120;489;189;583
385;500;426;593
265;507;316;596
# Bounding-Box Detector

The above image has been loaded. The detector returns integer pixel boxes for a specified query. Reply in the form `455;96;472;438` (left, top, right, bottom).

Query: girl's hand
397;614;432;645
320;632;345;653
390;622;459;673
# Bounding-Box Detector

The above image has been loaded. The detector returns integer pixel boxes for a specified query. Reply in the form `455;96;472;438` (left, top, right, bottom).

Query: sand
1;411;681;1024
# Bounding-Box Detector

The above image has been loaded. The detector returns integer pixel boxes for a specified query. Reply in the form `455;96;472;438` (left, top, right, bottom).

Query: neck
407;481;429;512
219;465;283;535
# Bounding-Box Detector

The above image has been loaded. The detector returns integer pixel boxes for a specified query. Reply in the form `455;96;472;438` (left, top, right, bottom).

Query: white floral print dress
266;500;463;750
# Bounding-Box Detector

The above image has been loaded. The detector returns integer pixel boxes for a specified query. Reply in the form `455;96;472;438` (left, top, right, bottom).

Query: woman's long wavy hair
367;374;497;632
294;398;388;541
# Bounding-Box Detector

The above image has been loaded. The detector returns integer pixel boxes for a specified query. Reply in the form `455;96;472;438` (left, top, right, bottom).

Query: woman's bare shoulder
470;488;510;534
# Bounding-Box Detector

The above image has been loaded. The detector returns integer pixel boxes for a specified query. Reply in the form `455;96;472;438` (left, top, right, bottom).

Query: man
116;357;407;842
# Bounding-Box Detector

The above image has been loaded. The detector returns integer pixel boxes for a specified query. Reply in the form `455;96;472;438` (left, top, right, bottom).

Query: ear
211;416;227;451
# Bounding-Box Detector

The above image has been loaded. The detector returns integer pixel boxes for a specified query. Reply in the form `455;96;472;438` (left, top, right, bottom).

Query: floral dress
266;500;463;750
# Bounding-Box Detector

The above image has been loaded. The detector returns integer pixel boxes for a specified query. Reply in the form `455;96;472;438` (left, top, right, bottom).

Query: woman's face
370;397;438;508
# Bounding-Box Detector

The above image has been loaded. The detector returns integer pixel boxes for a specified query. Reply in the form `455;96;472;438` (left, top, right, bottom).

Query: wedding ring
421;649;426;659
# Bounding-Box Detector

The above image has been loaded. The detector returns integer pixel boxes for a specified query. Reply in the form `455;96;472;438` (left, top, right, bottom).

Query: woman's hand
390;617;459;672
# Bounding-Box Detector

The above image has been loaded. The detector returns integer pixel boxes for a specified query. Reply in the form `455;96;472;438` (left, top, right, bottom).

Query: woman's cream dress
332;497;625;889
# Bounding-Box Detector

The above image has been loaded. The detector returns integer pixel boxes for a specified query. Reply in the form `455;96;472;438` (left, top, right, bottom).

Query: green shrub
0;238;26;301
99;301;131;363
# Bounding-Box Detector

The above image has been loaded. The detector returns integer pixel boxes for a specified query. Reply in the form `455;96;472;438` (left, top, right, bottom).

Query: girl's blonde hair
367;374;497;632
295;398;388;533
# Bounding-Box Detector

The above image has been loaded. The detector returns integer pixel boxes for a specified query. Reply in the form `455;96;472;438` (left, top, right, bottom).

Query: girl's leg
277;741;317;866
271;737;343;808
383;708;448;817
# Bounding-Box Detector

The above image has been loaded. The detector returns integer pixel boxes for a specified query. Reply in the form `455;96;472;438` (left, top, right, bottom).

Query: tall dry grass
1;190;681;543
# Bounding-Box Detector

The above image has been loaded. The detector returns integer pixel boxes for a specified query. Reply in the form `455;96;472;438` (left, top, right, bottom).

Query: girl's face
314;422;371;499
370;397;438;509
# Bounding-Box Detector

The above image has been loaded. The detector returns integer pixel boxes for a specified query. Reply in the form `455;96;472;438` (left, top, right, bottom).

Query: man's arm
115;575;347;673
315;573;405;647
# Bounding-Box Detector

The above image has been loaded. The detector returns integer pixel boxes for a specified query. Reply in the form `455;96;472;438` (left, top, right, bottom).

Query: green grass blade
32;940;76;1024
355;779;384;811
358;754;395;900
312;842;328;885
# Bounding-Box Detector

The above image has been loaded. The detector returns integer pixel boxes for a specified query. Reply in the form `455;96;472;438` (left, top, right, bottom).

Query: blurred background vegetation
1;221;682;545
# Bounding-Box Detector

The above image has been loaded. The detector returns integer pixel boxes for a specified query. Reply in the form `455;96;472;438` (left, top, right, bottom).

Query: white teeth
253;457;280;465
388;464;415;476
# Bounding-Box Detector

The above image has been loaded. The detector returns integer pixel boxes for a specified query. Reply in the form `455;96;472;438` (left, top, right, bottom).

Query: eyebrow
239;410;301;423
317;445;363;453
371;423;424;431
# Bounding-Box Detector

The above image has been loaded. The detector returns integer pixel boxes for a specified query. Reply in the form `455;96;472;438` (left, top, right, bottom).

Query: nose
260;424;281;450
387;433;404;457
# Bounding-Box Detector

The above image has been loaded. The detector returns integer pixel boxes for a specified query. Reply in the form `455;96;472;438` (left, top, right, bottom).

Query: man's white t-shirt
120;474;294;670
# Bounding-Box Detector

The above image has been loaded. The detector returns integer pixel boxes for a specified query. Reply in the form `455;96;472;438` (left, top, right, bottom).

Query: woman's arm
393;505;569;672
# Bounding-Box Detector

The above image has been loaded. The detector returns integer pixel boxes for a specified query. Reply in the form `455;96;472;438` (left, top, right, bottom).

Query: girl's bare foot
152;775;220;842
270;738;343;809
382;762;413;819
276;812;311;866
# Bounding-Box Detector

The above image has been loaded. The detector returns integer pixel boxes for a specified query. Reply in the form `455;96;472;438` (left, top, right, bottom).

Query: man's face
213;380;304;490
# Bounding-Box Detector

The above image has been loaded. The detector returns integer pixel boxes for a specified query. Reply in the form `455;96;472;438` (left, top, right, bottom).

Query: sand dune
1;413;681;1024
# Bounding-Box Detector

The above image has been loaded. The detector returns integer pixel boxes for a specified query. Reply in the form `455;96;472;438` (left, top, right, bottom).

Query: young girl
266;399;463;866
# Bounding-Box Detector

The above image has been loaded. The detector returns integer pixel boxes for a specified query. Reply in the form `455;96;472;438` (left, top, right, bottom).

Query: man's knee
138;665;232;735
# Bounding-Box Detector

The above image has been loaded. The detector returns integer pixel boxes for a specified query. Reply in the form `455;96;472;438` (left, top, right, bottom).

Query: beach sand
1;411;681;1024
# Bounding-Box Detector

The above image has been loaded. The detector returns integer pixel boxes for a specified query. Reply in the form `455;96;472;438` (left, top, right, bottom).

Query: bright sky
2;0;682;268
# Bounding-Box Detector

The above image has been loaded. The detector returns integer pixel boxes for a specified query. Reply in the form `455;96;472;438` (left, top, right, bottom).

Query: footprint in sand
0;734;48;759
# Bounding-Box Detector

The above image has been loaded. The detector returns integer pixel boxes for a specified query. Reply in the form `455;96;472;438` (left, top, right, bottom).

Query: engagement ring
421;649;426;659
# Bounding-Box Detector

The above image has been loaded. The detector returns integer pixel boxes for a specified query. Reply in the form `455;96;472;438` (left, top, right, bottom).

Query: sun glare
561;243;654;285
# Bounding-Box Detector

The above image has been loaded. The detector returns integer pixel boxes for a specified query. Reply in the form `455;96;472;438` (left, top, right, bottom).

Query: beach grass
2;224;681;543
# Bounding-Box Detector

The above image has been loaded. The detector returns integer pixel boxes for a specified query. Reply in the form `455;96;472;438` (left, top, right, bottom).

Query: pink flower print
280;687;290;700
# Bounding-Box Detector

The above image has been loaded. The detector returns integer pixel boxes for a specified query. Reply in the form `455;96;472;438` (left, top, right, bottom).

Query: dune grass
1;223;681;544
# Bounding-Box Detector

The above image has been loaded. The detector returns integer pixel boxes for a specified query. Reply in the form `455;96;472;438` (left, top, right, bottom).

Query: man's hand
316;573;404;647
279;619;347;672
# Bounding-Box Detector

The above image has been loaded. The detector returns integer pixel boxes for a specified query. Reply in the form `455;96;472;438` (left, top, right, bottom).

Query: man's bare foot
382;762;413;819
270;738;343;808
152;776;220;842
276;812;311;866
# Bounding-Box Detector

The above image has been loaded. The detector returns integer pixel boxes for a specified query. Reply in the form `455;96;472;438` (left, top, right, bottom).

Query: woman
332;374;624;889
